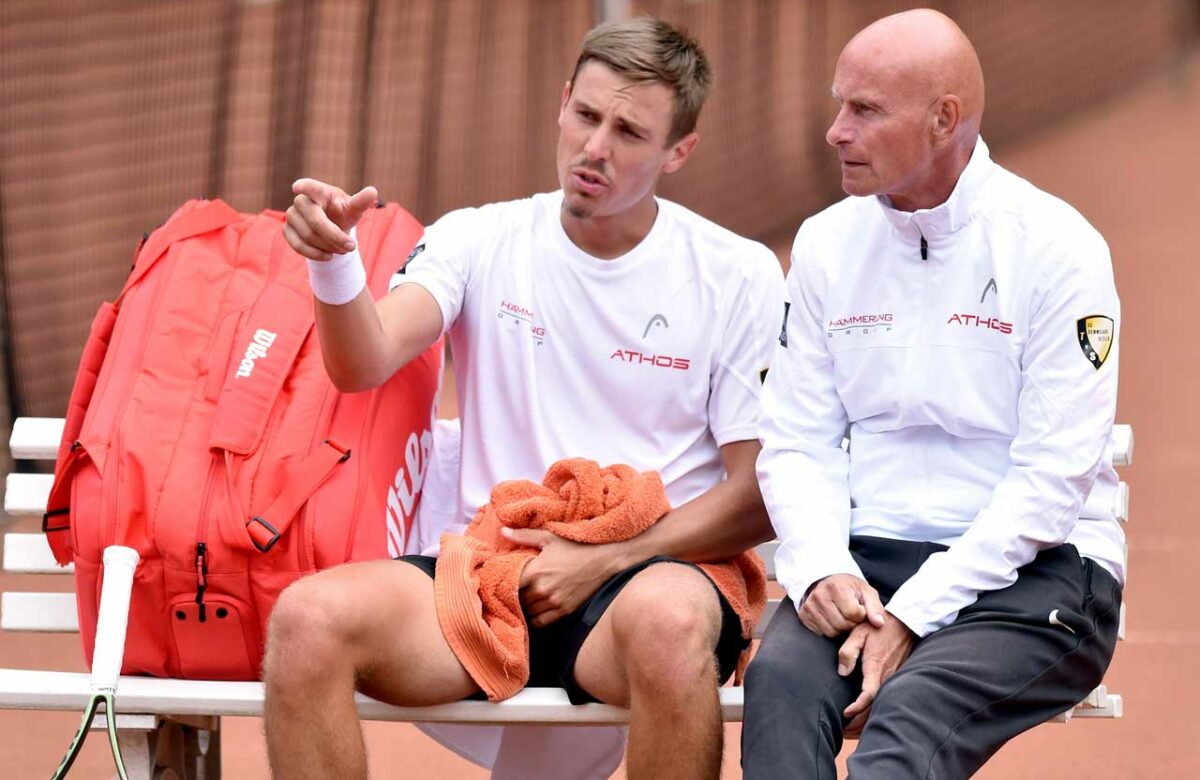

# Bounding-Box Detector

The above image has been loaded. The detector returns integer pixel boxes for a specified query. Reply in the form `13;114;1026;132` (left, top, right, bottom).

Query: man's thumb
861;588;887;628
501;527;553;549
345;186;379;221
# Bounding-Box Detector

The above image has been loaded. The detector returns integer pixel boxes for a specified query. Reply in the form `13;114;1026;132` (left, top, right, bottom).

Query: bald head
844;9;984;137
827;10;986;210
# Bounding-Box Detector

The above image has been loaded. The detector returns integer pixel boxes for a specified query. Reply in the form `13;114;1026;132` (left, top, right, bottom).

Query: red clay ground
1;51;1197;779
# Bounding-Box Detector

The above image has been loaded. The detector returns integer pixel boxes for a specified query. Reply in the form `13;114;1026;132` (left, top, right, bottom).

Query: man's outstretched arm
284;178;444;392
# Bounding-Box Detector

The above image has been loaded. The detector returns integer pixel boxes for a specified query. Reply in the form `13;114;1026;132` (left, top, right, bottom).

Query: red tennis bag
42;198;441;680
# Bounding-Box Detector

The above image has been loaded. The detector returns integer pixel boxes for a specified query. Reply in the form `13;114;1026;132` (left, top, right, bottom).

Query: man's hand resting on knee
799;574;887;638
838;611;917;734
505;528;625;627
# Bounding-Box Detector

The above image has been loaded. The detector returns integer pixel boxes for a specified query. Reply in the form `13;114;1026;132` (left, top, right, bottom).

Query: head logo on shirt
980;278;998;303
642;313;669;339
1077;315;1114;369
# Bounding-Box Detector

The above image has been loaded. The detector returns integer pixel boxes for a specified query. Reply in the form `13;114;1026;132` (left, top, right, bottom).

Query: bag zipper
193;454;222;622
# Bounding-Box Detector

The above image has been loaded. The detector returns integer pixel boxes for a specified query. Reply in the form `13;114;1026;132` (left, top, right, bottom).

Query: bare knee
265;578;350;680
611;567;722;695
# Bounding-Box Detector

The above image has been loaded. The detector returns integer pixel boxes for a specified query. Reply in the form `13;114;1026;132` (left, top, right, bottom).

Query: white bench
0;417;1130;778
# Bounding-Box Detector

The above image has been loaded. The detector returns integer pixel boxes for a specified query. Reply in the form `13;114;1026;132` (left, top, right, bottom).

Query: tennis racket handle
89;546;140;694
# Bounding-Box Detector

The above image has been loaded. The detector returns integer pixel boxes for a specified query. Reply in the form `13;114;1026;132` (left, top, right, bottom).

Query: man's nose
826;108;852;147
583;126;613;163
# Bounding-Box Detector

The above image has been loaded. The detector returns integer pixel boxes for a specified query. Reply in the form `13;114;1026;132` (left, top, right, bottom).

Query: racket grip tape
89;546;140;694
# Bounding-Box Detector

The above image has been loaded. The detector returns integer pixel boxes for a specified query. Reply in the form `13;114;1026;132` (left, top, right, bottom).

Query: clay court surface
1;53;1197;780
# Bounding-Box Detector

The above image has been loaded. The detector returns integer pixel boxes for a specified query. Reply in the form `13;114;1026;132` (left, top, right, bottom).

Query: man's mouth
571;168;609;195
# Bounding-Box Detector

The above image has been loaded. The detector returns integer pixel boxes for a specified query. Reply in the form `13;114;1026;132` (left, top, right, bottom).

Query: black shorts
400;553;748;704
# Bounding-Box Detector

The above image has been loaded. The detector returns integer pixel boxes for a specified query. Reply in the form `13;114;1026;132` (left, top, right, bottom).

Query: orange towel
435;458;767;701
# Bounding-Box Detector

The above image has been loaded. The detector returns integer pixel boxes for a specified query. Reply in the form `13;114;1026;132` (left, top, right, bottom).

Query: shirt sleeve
385;207;490;335
756;226;864;607
885;231;1121;637
707;244;786;446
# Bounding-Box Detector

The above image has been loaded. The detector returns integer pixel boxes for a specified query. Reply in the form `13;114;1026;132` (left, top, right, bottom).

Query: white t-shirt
390;190;784;532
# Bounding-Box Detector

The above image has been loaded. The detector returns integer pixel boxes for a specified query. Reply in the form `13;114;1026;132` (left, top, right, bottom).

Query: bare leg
572;563;725;780
262;560;479;780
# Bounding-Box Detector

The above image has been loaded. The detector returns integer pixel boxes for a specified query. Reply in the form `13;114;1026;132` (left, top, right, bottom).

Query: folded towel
435;458;766;701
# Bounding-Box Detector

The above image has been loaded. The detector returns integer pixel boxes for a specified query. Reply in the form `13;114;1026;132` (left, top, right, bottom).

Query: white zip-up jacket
758;138;1124;637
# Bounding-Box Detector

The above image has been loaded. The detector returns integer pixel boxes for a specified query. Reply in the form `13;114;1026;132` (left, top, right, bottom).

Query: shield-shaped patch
1076;315;1114;370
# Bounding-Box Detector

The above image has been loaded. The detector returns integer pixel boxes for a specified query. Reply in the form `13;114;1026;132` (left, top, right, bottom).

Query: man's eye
621;127;643;139
577;110;597;122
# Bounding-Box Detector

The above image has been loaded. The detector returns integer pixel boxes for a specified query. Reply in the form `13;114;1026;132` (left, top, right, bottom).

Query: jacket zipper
918;229;931;528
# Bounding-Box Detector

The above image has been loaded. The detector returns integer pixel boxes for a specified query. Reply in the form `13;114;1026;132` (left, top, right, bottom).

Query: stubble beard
564;197;593;220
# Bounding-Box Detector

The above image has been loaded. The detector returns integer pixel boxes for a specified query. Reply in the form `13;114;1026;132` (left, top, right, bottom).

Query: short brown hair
570;17;712;143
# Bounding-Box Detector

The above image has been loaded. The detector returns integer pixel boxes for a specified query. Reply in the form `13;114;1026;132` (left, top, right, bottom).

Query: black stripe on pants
742;536;1122;780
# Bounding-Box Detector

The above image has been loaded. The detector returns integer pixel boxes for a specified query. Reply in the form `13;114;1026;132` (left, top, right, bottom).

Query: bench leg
114;730;153;780
106;716;221;780
182;719;221;779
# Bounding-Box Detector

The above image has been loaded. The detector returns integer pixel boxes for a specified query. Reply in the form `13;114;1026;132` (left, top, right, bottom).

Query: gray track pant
742;536;1122;779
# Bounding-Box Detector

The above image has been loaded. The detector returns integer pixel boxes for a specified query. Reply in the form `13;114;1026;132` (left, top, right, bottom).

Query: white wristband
307;227;367;305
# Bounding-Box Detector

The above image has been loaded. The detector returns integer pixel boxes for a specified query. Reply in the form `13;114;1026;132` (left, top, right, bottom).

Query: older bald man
744;10;1124;778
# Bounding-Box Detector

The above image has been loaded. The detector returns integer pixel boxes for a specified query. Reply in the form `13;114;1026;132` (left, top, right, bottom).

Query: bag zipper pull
194;542;209;623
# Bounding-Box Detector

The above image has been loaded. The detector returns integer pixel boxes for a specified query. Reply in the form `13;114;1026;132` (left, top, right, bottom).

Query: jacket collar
876;136;994;239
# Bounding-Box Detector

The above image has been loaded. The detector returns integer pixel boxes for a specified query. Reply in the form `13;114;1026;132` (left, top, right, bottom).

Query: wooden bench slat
2;533;780;588
755;599;777;638
0;589;784;640
2;533;782;592
1077;684;1106;708
0;668;736;724
1112;425;1133;467
4;473;53;517
1067;694;1122;718
759;540;778;579
1;592;78;632
0;668;1117;724
1;470;1131;527
9;417;65;460
3;533;72;573
3;417;1136;469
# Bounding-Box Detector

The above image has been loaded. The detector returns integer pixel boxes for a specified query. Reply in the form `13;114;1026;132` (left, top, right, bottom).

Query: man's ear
558;80;573;126
932;95;962;146
662;131;700;174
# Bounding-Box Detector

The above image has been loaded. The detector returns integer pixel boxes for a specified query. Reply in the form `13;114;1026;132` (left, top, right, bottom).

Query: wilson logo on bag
43;198;442;680
235;329;278;378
